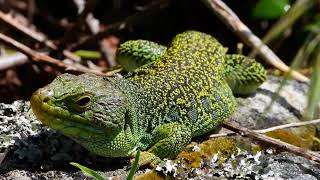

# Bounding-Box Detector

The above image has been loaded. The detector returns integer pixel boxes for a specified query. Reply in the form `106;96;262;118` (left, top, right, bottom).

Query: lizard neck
110;78;150;134
72;127;140;157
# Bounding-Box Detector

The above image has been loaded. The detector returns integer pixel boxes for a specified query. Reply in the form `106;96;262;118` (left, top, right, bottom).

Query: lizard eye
76;96;91;107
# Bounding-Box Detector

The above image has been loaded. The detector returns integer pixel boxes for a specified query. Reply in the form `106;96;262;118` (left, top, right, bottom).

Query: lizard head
30;73;128;141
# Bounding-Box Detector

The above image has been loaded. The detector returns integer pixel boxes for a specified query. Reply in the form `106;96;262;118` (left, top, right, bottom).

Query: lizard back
128;31;236;136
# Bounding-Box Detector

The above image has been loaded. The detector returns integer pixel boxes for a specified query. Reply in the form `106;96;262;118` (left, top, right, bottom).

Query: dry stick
211;118;320;138
0;53;28;70
0;32;105;76
201;0;309;82
0;11;80;61
223;121;320;163
257;118;320;133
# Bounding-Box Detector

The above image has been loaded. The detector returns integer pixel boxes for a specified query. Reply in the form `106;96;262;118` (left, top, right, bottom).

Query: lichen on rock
177;138;237;169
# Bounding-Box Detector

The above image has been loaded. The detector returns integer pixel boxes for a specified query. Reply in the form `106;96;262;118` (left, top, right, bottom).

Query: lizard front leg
136;122;192;167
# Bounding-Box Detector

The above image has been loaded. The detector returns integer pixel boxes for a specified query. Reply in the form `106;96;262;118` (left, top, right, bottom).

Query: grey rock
261;152;320;180
231;76;309;129
0;169;90;180
156;149;320;180
0;101;40;150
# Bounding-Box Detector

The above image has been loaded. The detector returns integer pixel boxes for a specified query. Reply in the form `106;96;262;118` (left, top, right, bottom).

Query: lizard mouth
30;88;105;139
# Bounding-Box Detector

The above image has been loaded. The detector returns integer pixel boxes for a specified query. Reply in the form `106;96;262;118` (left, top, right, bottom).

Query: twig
201;0;309;82
0;11;50;46
210;118;320;138
222;120;320;163
0;32;105;75
0;11;80;61
256;118;320;133
100;44;117;67
0;52;28;70
1;0;28;12
69;0;170;50
104;67;123;77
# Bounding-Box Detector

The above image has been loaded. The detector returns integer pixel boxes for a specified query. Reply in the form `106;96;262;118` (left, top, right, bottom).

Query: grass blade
70;162;106;180
264;33;320;116
305;51;320;119
126;150;140;180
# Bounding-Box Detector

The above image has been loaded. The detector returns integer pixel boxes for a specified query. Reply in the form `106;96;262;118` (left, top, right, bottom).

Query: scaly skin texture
116;38;267;95
116;40;166;72
30;31;267;165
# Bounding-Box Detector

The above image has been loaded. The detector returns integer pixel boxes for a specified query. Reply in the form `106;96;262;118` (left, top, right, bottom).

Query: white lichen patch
156;159;178;177
154;148;293;180
0;101;43;149
191;144;201;152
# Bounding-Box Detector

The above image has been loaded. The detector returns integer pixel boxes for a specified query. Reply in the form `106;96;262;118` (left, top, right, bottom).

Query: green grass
70;150;141;180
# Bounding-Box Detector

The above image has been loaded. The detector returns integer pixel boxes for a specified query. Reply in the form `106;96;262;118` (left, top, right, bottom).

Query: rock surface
0;76;319;179
231;75;308;129
153;149;320;179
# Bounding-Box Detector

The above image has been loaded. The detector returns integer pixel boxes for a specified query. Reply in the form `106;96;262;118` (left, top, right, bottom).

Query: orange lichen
134;170;165;180
266;129;309;148
312;136;320;151
177;138;237;168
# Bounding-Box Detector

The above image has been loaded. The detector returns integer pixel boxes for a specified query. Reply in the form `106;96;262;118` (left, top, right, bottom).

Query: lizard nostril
43;97;50;103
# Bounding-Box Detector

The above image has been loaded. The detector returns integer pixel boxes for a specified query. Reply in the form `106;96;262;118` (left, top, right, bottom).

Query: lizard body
30;31;267;165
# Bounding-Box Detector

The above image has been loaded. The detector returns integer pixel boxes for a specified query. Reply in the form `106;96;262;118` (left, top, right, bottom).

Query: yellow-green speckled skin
116;40;166;72
117;34;267;96
127;31;236;136
30;31;266;165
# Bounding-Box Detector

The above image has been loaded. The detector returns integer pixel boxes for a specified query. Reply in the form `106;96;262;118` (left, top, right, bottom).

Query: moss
312;136;320;151
296;125;317;148
177;138;237;168
251;143;264;154
265;129;310;148
134;170;166;180
178;150;202;168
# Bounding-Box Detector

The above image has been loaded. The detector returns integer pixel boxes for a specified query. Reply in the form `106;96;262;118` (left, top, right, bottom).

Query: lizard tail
223;54;267;95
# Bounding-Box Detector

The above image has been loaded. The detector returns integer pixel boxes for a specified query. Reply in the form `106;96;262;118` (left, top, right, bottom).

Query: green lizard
30;31;267;166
